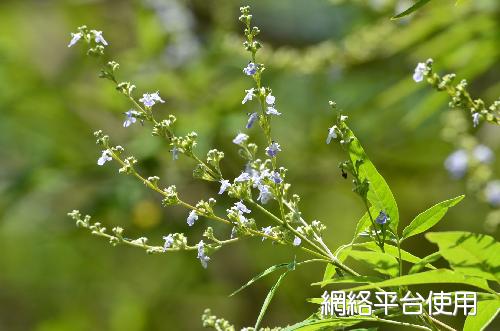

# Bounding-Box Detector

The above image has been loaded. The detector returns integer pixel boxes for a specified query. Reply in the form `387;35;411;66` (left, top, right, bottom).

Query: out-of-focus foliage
0;0;498;330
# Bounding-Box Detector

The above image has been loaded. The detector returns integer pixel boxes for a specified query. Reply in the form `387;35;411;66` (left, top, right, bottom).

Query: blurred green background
0;0;499;330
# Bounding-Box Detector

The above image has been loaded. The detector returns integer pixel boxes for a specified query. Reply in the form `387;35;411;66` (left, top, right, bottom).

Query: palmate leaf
346;129;399;233
426;231;500;283
463;299;500;331
392;0;432;19
342;269;494;293
402;195;464;240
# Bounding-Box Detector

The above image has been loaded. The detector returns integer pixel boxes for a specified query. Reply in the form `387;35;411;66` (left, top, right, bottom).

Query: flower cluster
68;6;499;331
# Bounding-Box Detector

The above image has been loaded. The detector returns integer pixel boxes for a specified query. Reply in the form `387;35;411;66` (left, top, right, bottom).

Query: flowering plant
67;5;499;331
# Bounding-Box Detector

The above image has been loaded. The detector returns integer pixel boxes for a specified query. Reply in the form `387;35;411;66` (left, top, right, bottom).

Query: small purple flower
484;180;500;207
413;62;427;83
197;240;210;268
123;110;138;127
171;146;179;160
242;88;255;104
243;62;257;76
219;179;231;194
246;112;258;129
233;133;249;145
235;172;252;183
473;145;494;164
270;171;282;184
139;91;165;108
257;185;272;204
266;106;281;116
97;150;112;166
375;211;389;225
162;234;174;251
472;113;480;128
235;201;251;214
444;149;468;179
326;126;337;144
68;32;82;48
265;142;281;157
261;226;272;241
293;236;302;246
187;210;198;226
266;93;276;105
91;30;108;46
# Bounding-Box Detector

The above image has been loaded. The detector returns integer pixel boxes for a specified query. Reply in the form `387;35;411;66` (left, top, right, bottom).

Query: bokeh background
0;0;499;330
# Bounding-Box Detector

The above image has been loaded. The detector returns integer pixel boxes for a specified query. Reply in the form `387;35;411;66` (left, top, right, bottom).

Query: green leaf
355;242;436;269
426;231;500;283
321;264;336;287
409;251;441;274
254;270;289;330
321;246;352;285
463;300;500;331
283;316;370;331
392;0;432;19
313;275;384;287
402;195;464;240
343;269;493;293
347;250;399;277
353;207;378;238
346;129;399;233
229;262;289;297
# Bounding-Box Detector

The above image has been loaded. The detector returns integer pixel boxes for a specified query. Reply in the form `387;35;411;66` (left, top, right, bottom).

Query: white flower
413;62;427;83
218;179;231;194
484;180;500;207
242;88;255;104
293;236;302;246
68;32;82;48
326;126;337;144
472;113;480;128
257;185;272;204
266;106;281;116
187;210;198;226
261;226;273;241
163;234;174;251
197;240;210;268
234;172;252;182
91;30;108;46
97;150;112;166
235;201;251;214
139;91;165;108
473;145;494;164
444;149;468;179
233;133;249;145
266;93;275;105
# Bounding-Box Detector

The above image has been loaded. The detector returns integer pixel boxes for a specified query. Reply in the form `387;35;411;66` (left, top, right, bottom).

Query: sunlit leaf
347;250;399;277
402;195;464;240
229;262;289;297
346;129;399;232
254;270;289;330
343;269;493;293
463;299;500;331
426;232;500;283
392;0;432;19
